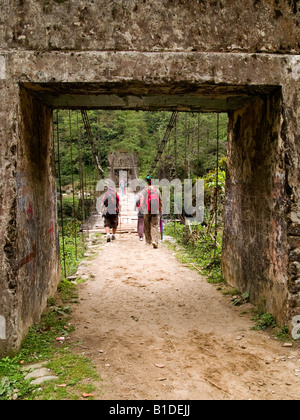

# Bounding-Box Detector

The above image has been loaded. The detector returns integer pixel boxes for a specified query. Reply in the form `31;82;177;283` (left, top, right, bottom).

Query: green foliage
57;279;78;303
40;354;99;400
0;357;35;400
59;220;87;278
157;113;228;179
251;310;292;340
232;292;250;307
221;287;250;306
204;169;226;192
276;326;290;341
251;313;276;331
0;279;100;400
0;215;99;399
164;222;224;284
163;156;227;283
54;110;228;186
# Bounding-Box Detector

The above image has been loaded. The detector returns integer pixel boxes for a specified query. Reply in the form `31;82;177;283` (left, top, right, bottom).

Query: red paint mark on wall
26;202;33;221
18;241;36;270
18;252;36;270
49;222;54;239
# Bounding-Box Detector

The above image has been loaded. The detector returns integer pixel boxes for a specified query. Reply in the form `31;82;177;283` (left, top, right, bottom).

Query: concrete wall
0;74;19;355
0;80;60;355
18;87;60;345
1;0;299;53
0;0;299;354
223;90;289;325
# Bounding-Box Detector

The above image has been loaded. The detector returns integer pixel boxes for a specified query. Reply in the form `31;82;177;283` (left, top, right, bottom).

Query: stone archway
0;50;299;355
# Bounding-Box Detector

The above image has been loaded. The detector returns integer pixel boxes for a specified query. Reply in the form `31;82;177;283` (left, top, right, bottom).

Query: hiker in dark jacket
101;183;121;242
140;176;162;248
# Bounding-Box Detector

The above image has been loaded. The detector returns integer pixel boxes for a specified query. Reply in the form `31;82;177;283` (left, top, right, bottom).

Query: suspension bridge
54;109;221;277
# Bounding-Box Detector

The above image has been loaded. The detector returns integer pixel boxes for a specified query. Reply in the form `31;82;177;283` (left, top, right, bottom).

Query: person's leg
111;215;119;240
106;227;111;242
143;214;152;245
104;217;111;242
150;214;159;248
140;217;144;240
137;216;144;240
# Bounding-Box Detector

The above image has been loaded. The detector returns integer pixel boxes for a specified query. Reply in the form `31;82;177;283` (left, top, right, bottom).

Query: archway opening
12;80;285;356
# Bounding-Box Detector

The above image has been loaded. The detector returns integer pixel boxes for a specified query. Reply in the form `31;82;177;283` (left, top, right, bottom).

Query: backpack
136;193;142;209
147;188;160;214
103;191;119;215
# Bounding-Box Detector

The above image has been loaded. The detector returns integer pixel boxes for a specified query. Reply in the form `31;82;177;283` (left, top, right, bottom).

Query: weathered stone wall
0;0;299;54
17;86;60;345
0;0;299;354
0;75;19;354
0;79;60;354
283;75;300;323
223;90;289;325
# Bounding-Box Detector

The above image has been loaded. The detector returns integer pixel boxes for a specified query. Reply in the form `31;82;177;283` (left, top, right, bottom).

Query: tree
54;110;228;186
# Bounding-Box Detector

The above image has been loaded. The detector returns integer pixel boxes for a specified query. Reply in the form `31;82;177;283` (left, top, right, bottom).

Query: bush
251;313;276;331
164;222;224;284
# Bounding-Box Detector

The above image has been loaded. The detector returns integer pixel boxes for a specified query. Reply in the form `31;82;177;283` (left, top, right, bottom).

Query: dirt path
70;233;299;400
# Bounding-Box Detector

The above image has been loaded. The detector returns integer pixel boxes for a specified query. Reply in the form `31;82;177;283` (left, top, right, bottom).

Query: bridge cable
55;110;67;278
148;111;178;176
69;110;78;259
213;113;220;260
81;110;104;178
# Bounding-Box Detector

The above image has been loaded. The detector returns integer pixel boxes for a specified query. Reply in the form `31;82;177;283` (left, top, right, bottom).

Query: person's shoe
112;234;116;240
140;237;143;241
107;234;111;243
152;241;158;249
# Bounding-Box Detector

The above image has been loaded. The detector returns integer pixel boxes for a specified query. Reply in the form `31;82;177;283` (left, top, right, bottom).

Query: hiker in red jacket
101;183;121;242
140;176;162;249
